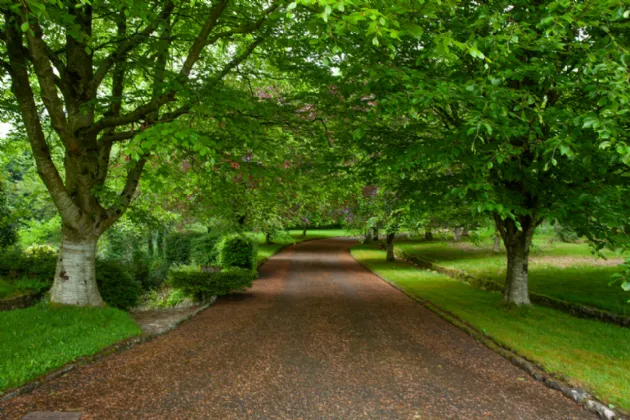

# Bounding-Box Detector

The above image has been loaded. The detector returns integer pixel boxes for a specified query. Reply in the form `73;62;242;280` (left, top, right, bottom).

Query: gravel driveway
0;238;592;419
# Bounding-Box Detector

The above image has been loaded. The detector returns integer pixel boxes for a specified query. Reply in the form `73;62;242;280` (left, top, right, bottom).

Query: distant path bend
0;238;592;419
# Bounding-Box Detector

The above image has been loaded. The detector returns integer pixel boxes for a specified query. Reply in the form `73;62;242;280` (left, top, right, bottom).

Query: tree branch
87;0;176;99
24;17;80;153
3;11;84;229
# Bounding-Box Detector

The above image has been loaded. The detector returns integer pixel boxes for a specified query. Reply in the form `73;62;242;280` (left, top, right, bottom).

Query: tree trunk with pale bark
494;214;540;306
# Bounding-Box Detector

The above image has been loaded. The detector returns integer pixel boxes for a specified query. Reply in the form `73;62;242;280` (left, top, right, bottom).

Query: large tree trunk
302;225;307;237
425;228;433;241
265;232;272;244
364;229;373;244
370;227;379;242
385;231;396;262
453;227;462;241
50;229;103;306
495;214;539;306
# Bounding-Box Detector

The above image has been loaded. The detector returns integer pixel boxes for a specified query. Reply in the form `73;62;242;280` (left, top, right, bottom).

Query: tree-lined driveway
1;239;591;419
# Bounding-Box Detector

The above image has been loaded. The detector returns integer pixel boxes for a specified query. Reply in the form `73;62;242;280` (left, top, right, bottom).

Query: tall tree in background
0;0;286;305
304;0;630;305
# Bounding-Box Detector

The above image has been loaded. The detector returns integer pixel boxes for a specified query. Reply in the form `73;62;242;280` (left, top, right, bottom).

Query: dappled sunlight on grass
352;245;630;412
397;239;630;316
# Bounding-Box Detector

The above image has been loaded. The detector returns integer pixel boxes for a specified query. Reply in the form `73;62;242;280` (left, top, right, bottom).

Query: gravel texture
0;238;593;419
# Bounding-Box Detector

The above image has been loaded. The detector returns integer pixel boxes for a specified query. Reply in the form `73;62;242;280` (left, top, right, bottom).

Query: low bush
217;234;257;269
96;259;142;309
0;247;56;285
165;231;205;265
270;230;295;244
169;266;257;299
145;257;170;290
190;234;221;266
143;287;188;309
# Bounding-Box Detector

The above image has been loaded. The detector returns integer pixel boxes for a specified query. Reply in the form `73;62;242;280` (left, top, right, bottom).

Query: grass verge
352;244;630;412
0;303;142;393
397;239;630;316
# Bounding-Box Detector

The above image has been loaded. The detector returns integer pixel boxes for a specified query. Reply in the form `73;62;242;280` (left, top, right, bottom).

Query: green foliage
165;232;205;265
95;260;142;310
0;172;17;250
0;303;141;392
217;234;257;269
555;225;580;244
143;287;188;310
190;234;221;266
146;258;170;290
23;244;57;259
169;266;257;298
0;277;50;300
0;248;56;285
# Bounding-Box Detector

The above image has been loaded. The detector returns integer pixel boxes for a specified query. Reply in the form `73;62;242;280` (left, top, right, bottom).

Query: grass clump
352;245;630;412
0;303;141;392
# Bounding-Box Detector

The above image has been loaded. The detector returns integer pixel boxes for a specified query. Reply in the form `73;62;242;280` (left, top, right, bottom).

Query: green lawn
255;229;352;264
352;245;630;412
0;303;141;393
396;238;630;316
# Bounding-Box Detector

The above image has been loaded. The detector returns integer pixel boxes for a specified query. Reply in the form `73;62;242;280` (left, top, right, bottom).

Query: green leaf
20;22;29;33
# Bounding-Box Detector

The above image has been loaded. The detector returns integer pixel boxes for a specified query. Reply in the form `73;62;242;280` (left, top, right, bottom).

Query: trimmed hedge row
190;234;221;266
165;232;205;265
169;267;257;299
217;234;257;270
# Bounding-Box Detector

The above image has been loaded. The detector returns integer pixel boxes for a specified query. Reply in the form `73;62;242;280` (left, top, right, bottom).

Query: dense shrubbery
190;234;221;266
146;258;170;290
169;266;257;299
217;234;257;269
165;231;204;265
0;248;57;284
95;260;142;309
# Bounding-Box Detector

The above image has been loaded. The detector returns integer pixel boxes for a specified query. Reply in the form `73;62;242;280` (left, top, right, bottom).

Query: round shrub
217;234;257;269
96;259;142;309
190;234;221;266
24;244;57;259
165;232;204;265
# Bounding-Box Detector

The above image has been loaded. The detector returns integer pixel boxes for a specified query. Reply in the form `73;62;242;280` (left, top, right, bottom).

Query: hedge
190;234;221;266
217;234;257;270
165;231;205;265
96;259;142;310
169;267;257;299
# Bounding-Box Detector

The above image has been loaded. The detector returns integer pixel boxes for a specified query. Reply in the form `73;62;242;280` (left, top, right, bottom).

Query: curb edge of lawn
0;296;218;404
349;247;621;420
396;248;630;328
